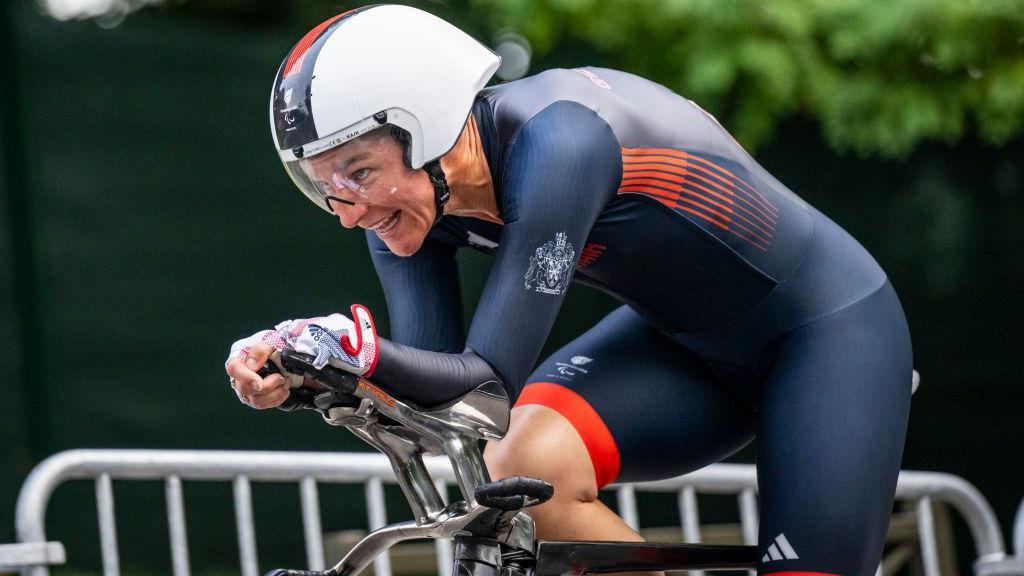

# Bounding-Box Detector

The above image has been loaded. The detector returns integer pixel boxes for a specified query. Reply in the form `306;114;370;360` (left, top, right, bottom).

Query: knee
485;439;599;504
484;438;553;485
484;436;548;484
484;409;600;504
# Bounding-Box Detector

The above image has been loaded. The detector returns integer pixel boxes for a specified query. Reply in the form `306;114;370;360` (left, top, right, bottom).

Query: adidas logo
762;533;799;562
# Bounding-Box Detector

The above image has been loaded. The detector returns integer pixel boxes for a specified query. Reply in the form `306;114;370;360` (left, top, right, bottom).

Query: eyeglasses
299;152;403;212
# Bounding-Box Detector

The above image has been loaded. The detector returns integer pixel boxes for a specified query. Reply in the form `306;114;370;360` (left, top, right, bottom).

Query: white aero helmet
270;5;501;218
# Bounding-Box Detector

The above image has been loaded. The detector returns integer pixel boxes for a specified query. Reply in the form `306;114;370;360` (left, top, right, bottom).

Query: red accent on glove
341;304;379;376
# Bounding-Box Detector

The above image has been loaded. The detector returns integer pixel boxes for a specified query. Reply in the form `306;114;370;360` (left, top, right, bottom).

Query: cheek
393;175;435;223
386;207;433;256
381;170;434;255
388;215;430;256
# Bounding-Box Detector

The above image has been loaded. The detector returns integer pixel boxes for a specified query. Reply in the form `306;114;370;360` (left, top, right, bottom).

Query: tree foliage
471;0;1024;157
134;0;1024;156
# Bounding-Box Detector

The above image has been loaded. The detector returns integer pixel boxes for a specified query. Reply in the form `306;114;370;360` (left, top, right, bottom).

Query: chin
378;206;432;257
385;231;428;257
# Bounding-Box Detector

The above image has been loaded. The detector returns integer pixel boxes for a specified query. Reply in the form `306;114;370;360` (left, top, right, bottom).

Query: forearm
372;339;507;408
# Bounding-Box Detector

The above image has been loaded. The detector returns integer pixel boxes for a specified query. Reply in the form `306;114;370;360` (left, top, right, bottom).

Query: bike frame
267;353;757;576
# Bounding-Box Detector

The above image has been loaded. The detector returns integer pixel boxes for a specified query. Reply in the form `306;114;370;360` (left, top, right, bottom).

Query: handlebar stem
348;425;446;524
445;433;492;507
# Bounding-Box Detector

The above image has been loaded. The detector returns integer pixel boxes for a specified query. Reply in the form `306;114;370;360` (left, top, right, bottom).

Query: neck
439;113;502;224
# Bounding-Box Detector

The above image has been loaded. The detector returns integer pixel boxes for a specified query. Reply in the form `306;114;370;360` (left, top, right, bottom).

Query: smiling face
300;130;436;256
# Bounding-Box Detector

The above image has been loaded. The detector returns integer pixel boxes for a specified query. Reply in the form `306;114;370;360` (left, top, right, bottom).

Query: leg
756;283;913;575
486;404;646;543
485;306;756;575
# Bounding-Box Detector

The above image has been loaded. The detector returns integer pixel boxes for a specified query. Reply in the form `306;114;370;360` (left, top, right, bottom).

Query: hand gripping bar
257;349;360;412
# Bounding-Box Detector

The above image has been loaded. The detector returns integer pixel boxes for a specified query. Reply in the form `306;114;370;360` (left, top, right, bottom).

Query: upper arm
367;230;466;353
466;101;622;396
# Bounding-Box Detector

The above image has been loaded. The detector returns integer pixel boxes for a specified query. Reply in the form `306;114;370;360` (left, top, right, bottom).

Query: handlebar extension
257;349;361;413
475;476;554;511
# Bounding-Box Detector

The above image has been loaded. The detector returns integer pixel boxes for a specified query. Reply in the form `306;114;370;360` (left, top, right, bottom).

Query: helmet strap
424;160;451;225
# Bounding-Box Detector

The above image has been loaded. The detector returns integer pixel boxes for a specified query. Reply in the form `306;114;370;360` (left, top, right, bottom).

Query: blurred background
1;0;1022;574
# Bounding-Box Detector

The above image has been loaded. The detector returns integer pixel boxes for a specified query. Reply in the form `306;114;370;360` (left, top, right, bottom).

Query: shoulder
498;101;622;224
508;100;621;170
482;67;627;153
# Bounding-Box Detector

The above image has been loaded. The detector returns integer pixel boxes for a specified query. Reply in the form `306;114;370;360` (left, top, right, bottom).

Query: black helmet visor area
274;76;316;152
272;7;372;152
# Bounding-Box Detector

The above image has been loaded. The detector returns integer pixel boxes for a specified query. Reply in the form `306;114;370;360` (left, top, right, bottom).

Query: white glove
291;304;379;376
226;304;379;384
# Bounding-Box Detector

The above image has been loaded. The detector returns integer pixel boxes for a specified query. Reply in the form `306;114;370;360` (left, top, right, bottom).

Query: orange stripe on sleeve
623;146;779;216
686;154;779;213
619;146;775;250
621;161;688;176
618;184;678;201
621;170;688;187
682;181;774;236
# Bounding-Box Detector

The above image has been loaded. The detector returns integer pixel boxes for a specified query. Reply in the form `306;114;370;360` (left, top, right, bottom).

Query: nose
335;203;369;229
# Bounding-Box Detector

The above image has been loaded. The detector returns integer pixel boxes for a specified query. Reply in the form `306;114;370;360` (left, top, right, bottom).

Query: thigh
756;282;913;575
516;305;756;487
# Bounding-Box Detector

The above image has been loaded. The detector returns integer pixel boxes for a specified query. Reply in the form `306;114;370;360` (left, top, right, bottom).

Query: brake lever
254;349;359;393
257;349;361;413
255;352;307;411
274;387;319;412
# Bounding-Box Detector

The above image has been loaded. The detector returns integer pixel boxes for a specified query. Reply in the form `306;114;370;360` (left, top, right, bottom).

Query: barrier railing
4;449;1018;576
1018;498;1024;558
975;498;1024;576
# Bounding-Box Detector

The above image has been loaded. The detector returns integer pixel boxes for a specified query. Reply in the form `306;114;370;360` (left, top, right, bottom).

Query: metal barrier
623;468;1014;576
975;498;1024;576
4;449;1017;576
1018;498;1024;559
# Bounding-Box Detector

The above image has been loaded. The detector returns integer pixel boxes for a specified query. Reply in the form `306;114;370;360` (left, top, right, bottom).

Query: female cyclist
226;6;913;575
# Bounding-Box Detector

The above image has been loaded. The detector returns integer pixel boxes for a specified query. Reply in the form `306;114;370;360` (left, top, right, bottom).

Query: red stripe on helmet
282;10;355;78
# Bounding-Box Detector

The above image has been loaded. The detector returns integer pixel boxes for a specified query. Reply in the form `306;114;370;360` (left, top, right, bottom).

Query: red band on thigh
515;382;620;488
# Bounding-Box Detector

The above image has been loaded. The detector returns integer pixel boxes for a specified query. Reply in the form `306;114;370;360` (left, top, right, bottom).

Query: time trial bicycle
259;348;759;576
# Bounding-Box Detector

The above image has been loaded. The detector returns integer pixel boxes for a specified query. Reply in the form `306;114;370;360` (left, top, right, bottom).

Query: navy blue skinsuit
367;67;913;576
